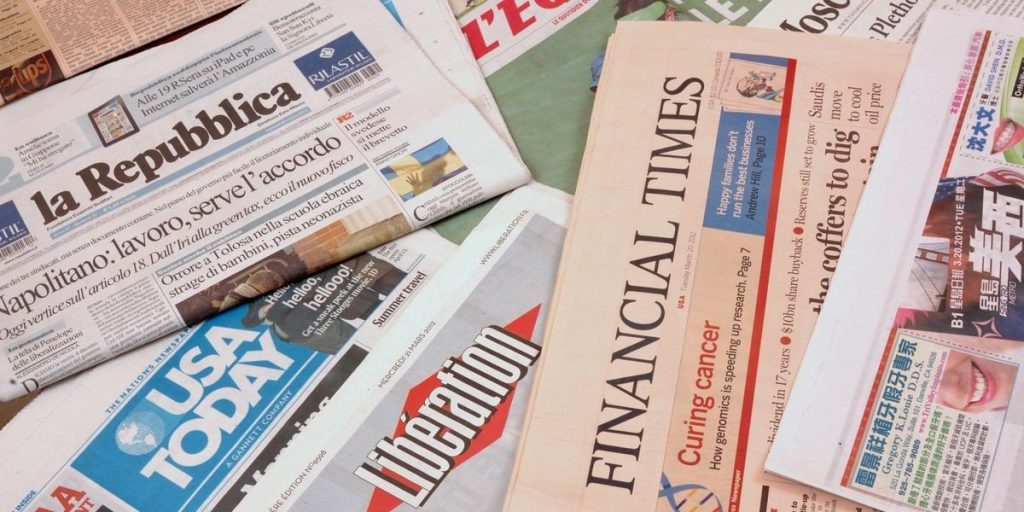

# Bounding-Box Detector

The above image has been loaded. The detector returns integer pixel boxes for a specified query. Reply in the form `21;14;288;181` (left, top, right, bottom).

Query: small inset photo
379;139;467;201
89;96;139;146
718;53;789;114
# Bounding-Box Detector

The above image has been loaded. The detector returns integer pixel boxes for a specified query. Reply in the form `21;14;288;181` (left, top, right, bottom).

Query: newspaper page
391;0;514;146
0;0;243;107
766;11;1024;512
0;0;530;400
218;183;570;511
503;22;909;512
433;0;1022;241
0;229;454;512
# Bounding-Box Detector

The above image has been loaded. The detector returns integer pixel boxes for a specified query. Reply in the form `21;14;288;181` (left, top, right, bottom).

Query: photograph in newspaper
502;22;909;512
766;11;1024;512
228;184;570;511
0;230;453;512
0;0;530;400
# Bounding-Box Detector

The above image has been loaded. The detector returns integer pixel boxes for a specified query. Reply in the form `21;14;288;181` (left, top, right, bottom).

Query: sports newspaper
433;0;1024;241
767;11;1024;512
0;229;454;512
0;0;243;107
503;22;909;512
0;0;530;400
228;183;570;511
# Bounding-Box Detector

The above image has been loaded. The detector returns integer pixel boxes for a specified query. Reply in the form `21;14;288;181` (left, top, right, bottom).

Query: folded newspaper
0;0;530;400
503;21;909;512
0;0;243;107
434;0;1024;240
222;183;569;511
767;10;1024;512
0;228;453;512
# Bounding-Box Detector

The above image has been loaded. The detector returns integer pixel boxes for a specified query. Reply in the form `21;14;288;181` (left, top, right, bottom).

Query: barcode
324;62;383;99
0;235;35;260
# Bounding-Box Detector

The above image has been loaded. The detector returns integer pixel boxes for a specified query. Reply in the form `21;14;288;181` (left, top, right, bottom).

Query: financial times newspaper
223;183;570;511
0;229;453;512
434;0;1024;240
503;22;909;512
0;0;243;107
0;0;530;399
767;11;1024;512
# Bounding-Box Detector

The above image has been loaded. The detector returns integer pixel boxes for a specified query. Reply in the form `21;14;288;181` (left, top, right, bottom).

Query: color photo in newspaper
0;230;453;512
229;184;570;511
0;0;529;400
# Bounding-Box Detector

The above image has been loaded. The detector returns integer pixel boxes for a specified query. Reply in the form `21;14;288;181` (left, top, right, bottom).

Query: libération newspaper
0;229;454;512
226;183;569;511
767;11;1024;512
504;22;909;512
0;0;243;106
432;0;1024;241
0;0;530;400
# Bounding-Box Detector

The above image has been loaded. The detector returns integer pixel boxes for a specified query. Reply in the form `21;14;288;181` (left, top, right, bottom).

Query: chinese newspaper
0;0;530;400
434;0;1024;241
504;22;909;512
767;11;1024;512
228;183;570;510
0;229;453;512
0;0;243;107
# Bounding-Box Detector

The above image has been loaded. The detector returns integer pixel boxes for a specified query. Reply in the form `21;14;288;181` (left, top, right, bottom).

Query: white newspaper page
230;183;570;511
0;0;530;400
0;229;454;512
767;10;1024;512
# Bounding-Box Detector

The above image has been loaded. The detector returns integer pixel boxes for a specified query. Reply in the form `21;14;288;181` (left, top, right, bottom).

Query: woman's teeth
970;363;987;404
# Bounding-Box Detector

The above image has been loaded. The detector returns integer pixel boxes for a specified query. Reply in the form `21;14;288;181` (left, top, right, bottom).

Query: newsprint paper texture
0;229;454;512
231;183;570;510
0;0;529;400
767;11;1024;512
434;0;1024;241
504;22;909;512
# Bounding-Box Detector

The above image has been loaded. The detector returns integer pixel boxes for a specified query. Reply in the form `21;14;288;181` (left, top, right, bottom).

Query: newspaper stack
439;0;1024;235
0;0;530;400
0;0;244;106
503;20;910;512
768;10;1024;512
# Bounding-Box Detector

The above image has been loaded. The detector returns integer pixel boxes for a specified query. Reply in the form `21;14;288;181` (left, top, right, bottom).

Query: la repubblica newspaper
767;11;1024;512
0;229;454;512
0;0;530;400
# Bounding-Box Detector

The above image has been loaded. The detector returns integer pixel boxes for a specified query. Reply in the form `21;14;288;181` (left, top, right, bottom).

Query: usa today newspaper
0;0;529;400
0;230;453;512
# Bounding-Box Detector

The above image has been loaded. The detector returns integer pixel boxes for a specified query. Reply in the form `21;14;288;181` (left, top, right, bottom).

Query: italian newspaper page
0;229;454;512
0;0;530;399
503;22;909;512
0;0;243;106
767;11;1024;512
433;0;1024;241
224;183;570;511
